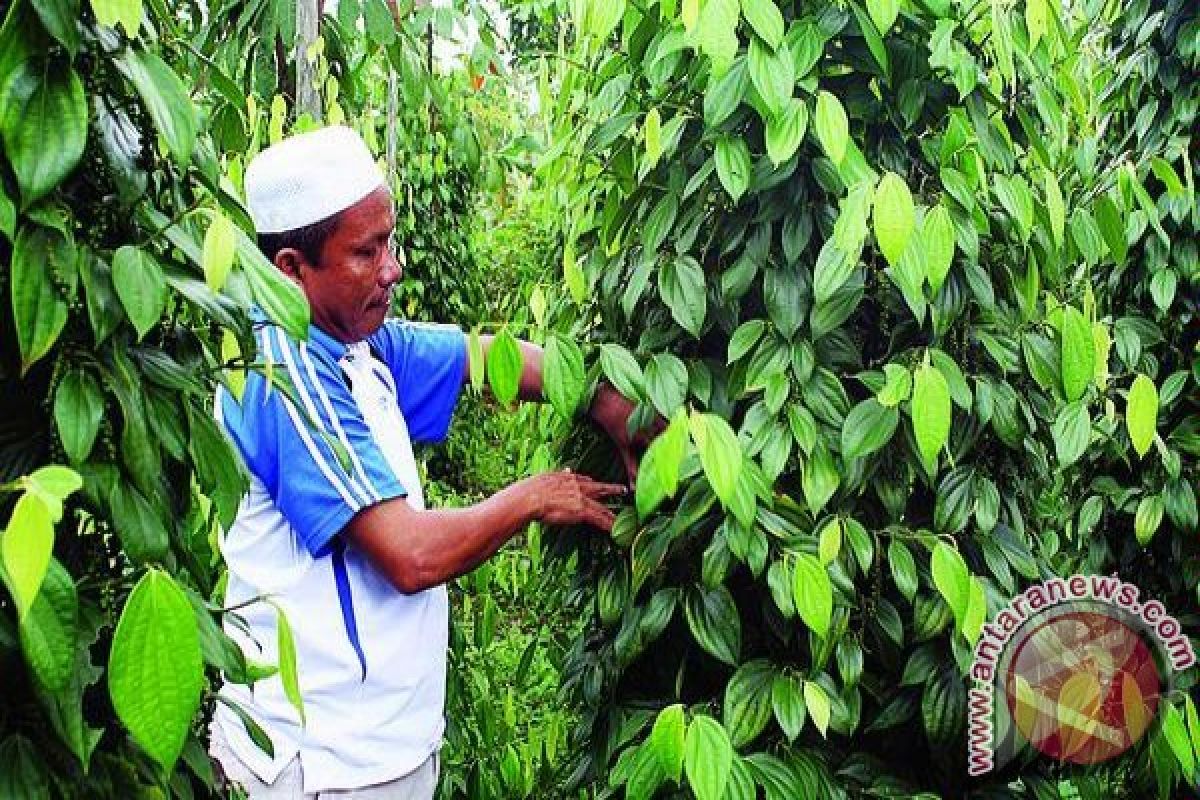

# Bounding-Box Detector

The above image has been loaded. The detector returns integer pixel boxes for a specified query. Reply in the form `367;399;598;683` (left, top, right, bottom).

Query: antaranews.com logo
967;574;1195;776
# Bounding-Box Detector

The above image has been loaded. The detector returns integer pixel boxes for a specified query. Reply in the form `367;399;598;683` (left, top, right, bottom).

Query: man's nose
382;246;404;285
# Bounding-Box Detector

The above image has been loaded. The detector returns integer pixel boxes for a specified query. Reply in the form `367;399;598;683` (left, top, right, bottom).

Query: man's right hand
522;470;627;532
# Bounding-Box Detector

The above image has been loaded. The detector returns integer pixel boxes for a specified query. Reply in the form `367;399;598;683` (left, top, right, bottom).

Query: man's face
287;186;404;343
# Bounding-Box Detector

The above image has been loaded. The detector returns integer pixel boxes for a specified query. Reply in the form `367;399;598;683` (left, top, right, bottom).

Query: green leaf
803;681;831;737
1043;168;1065;249
544;334;585;420
600;343;646;401
54;370;105;463
812;238;857;306
888;539;918;602
116;48;197;167
792;553;833;639
930;541;970;623
1126;374;1158;458
107;484;168;564
922;204;955;295
685;586;741;666
90;0;142;35
877;364;912;407
272;604;305;724
202;212;237;292
740;0;784;48
813;91;848;164
911;362;950;475
645;353;689;417
1051;400;1091;467
723;660;775;747
234;231;309;340
1060;305;1094;402
692;0;740;76
727;319;766;363
703;58;749;129
18;558;77;692
24;466;82;522
649;704;686;783
841;398;898;460
31;0;81;55
801;441;839;514
111;246;168;341
0;62;87;207
771;673;806;740
468;327;485;391
1161;703;1195;781
684;715;732;800
765;98;808;167
748;35;794;117
108;570;203;772
818;517;842;565
1095;194;1127;265
660;255;707;336
873;172;915;267
715;135;753;203
11;225;70;374
1134;494;1163;547
1025;0;1047;47
486;327;523;407
2;493;55;619
689;412;742;509
643;108;663;167
867;0;900;33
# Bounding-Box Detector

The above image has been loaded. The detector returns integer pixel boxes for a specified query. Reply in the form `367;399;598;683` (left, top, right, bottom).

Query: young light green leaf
643;108;663;168
873;172;915;267
740;0;785;49
273;604;305;725
650;704;686;783
877;363;912;407
792;553;832;639
108;570;203;772
817;517;842;565
1126;374;1158;458
867;0;900;34
1134;494;1163;547
692;0;740;77
803;681;831;738
2;493;55;619
24;466;82;522
922;204;955;295
1043;168;1065;249
715;135;752;203
1060;305;1094;402
930;541;970;623
1161;703;1195;781
813;91;848;164
468;327;485;391
1025;0;1047;47
90;0;143;35
765;98;808;167
683;715;732;800
911;362;951;475
748;35;794;117
202;211;237;292
544;334;585;420
689;412;742;508
486;327;524;407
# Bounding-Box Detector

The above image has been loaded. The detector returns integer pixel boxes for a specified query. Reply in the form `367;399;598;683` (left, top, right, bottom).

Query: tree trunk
296;0;321;121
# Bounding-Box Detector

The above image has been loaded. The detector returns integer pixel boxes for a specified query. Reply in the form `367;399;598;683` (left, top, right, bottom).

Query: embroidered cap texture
244;126;385;234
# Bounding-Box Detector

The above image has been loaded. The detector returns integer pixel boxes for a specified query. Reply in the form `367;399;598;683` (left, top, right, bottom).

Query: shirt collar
249;304;352;362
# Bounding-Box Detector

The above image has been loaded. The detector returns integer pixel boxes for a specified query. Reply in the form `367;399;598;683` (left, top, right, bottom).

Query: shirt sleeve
369;320;467;443
216;324;407;558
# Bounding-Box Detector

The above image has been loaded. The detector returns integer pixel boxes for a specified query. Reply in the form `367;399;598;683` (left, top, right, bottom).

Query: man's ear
274;248;310;283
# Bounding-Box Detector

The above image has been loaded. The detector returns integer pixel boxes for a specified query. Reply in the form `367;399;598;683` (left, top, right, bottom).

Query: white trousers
209;722;440;799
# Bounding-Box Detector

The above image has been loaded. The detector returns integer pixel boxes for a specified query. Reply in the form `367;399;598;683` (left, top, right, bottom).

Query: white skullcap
244;125;386;234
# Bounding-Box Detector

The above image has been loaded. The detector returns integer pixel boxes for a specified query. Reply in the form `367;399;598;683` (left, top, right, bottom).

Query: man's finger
582;480;629;498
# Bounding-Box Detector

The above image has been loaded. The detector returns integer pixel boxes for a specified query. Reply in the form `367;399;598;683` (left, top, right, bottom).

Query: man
207;126;641;798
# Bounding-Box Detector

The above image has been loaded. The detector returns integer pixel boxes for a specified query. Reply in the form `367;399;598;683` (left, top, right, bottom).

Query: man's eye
355;247;375;258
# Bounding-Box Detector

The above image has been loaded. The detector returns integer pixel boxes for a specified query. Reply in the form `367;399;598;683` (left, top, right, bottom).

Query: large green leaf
1059;305;1094;402
840;398;898;460
930;542;970;625
803;681;831;738
2;493;54;619
659;255;707;336
116;47;197;167
544;334;586;420
0;61;87;207
54;370;105;463
111;246;168;341
1126;374;1158;458
715;135;753;203
771;673;806;741
866;0;900;33
108;570;203;772
649;704;686;783
922;204;955;295
765;97;808;167
873;172;915;267
202;211;237;292
18;558;77;692
723;660;775;747
740;0;784;48
813;91;848;164
486;327;523;407
684;715;733;800
10;225;71;374
684;585;741;666
1051;400;1091;467
748;35;793;117
911;362;950;474
791;553;832;639
692;0;740;76
689;412;742;509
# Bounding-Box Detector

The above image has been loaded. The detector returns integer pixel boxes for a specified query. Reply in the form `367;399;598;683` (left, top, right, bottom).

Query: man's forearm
346;482;539;594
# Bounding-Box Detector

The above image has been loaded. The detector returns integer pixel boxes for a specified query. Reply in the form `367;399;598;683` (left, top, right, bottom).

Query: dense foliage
530;0;1200;796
